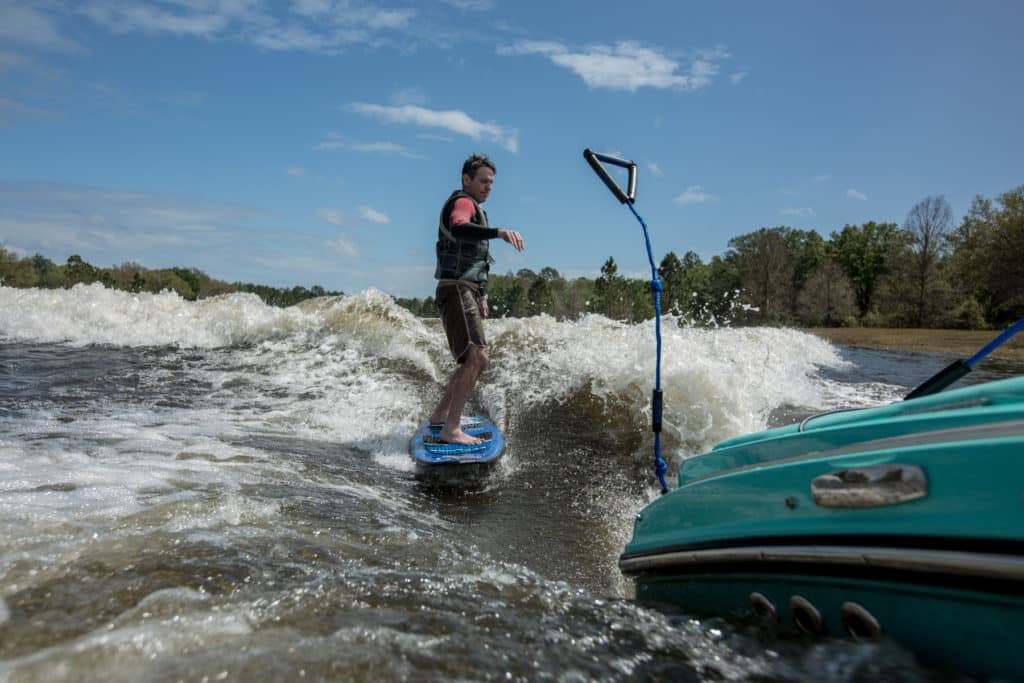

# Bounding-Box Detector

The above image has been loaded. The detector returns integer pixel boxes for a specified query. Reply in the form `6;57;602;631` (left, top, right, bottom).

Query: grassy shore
804;328;1024;362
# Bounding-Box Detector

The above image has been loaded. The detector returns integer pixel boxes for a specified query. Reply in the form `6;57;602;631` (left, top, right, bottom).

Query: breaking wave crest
1;283;848;459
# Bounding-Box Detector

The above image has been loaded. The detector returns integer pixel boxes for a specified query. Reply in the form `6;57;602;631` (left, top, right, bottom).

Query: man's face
462;166;495;203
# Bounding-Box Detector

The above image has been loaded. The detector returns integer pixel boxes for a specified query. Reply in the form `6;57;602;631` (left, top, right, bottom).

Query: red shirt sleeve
449;197;476;226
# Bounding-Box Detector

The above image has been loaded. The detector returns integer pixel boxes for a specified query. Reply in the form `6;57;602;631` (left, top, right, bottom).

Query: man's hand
479;295;489;319
497;228;524;252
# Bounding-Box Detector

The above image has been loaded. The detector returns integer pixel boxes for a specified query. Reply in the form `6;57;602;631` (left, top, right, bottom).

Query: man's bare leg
433;346;487;445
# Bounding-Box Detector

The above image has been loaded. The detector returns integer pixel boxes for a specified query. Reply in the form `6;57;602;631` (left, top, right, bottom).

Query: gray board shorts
436;280;486;363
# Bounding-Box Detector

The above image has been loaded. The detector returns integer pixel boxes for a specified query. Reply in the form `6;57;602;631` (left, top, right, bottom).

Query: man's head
461;154;496;203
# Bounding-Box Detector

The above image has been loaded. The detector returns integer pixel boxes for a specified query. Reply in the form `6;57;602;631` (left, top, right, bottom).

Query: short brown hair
462;154;495;179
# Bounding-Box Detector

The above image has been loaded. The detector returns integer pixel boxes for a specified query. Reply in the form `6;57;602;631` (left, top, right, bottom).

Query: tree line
3;185;1020;329
0;250;341;308
399;186;1023;329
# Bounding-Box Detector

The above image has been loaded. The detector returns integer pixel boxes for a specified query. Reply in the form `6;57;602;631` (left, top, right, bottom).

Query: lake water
2;284;1017;682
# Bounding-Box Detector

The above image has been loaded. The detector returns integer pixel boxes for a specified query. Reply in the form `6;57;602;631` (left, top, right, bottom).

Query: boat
619;373;1024;680
577;150;1022;678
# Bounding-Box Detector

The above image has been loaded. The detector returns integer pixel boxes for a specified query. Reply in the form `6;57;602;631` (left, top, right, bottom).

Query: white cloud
286;167;306;176
327;234;358;258
390;87;429;106
0;3;82;53
292;0;332;17
357;8;416;30
350;103;518;153
80;2;233;38
781;207;816;217
729;71;748;84
0;180;273;270
0;179;403;290
358;206;389;224
0;50;30;70
499;41;729;92
314;134;425;158
316;208;345;227
847;188;868;201
441;0;496;10
72;0;416;54
250;24;341;52
647;162;663;176
814;173;832;183
0;97;58;126
673;185;716;205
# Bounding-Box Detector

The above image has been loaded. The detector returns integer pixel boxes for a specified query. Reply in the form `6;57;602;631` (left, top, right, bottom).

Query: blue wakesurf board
409;415;504;466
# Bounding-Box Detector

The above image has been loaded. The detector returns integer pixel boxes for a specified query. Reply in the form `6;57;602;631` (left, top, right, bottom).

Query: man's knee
466;345;488;372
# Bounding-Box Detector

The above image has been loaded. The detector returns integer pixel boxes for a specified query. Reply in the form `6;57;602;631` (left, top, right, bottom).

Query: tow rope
584;149;670;494
906;314;1024;399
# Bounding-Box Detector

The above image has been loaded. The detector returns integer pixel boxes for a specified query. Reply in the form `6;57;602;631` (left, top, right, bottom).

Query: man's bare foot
438;428;483;445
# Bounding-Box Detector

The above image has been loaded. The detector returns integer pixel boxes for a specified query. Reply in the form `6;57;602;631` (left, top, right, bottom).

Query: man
429;154;524;445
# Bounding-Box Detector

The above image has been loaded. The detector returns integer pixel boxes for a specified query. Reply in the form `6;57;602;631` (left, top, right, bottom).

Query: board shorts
436;279;486;363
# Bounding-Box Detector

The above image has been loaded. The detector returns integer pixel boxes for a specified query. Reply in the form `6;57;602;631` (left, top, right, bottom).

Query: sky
1;0;1022;298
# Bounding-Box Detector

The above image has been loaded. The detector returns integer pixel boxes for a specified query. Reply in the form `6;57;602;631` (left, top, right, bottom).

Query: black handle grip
905;359;971;400
583;148;637;204
652;389;663;433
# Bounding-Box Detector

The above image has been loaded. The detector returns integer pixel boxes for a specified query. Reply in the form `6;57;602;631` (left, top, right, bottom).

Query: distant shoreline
803;328;1024;362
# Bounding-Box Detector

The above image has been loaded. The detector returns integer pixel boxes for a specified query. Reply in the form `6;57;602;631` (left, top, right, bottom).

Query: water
2;283;1018;682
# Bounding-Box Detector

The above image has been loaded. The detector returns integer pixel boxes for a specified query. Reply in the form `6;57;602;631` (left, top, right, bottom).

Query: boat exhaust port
789;596;825;635
749;592;777;621
841;601;882;639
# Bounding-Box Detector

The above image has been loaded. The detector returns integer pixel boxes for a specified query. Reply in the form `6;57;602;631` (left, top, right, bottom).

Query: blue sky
2;0;1022;298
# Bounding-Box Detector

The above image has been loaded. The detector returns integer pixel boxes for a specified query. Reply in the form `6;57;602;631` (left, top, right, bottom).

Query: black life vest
434;190;493;284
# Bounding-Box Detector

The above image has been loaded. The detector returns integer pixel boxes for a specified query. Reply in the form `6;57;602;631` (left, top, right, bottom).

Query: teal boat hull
621;377;1024;680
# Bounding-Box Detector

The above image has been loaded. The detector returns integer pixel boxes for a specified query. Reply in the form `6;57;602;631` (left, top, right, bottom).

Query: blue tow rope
966;315;1024;368
583;148;669;493
627;201;670;494
906;313;1024;400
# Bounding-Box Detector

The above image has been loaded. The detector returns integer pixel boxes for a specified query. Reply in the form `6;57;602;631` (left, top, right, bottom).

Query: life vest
434;190;494;284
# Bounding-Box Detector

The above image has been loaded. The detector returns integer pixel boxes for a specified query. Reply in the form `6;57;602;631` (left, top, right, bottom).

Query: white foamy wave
484;314;848;454
316;288;442;381
0;284;441;353
817;377;906;409
0;283;313;348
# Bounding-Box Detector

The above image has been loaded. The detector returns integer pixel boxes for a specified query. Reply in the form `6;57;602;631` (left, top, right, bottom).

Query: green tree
657;251;685;315
948;186;1024;324
797;257;856;326
0;246;37;287
31;254;62;287
171;268;200;300
830;221;900;318
728;228;793;324
595;257;631;320
901;195;954;327
143;270;194;298
678;251;713;321
526;276;553;316
64;254;101;287
539;268;573;319
487;273;525;318
704;254;745;324
563;277;595;318
786;229;826;308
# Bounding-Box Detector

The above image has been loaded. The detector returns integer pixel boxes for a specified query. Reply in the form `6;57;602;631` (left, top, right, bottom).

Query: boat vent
789;595;825;635
841;601;882;639
749;592;777;622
